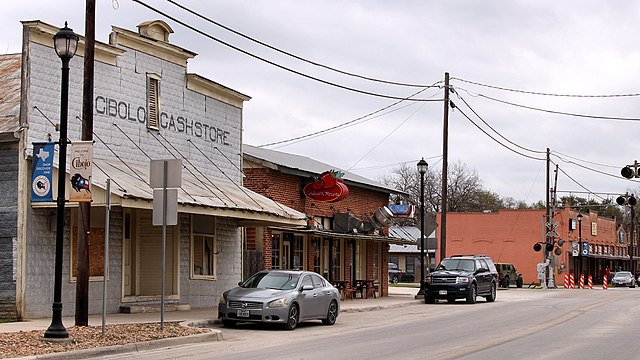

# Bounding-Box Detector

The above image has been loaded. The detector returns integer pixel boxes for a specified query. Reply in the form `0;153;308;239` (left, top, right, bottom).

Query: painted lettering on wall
95;96;232;146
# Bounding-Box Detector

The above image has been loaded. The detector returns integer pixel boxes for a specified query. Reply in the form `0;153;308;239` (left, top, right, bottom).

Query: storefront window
191;214;216;278
292;235;304;270
331;239;342;281
313;238;321;275
272;233;281;269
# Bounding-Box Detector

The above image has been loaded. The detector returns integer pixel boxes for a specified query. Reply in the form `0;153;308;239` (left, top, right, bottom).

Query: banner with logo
31;142;54;202
69;141;93;202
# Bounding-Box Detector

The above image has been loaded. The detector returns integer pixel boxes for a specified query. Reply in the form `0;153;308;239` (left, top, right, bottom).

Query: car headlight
267;297;289;308
424;276;432;284
456;276;470;284
219;294;226;305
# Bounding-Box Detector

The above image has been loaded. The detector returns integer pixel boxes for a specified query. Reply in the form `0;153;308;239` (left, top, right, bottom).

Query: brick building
242;144;409;298
435;208;627;285
0;20;305;321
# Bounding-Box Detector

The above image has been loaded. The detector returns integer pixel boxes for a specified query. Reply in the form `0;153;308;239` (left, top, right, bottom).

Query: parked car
218;270;340;330
388;262;404;283
496;263;523;288
611;271;636;288
424;254;498;304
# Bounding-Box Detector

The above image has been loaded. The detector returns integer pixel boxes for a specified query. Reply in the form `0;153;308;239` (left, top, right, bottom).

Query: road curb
340;300;422;313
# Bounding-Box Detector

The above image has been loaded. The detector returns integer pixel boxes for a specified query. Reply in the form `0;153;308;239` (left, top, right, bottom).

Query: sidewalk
0;286;421;359
0;286;421;334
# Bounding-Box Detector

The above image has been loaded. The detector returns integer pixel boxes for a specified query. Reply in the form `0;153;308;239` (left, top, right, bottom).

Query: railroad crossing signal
546;222;560;238
621;160;640;179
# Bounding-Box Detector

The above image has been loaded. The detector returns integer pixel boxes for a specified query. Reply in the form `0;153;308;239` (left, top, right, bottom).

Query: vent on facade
147;74;160;130
333;213;363;234
363;206;393;234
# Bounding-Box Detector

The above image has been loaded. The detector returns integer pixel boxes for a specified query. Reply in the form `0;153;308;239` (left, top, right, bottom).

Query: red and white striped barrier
570;273;575;289
579;274;585;289
587;275;593;289
564;274;570;289
603;276;608;290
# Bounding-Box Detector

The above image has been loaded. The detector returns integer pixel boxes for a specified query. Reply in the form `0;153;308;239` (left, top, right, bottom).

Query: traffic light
621;161;640;179
617;194;637;206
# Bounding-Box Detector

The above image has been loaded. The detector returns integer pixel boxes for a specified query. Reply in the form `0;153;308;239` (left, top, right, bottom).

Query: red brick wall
435;208;619;285
243;167;389;219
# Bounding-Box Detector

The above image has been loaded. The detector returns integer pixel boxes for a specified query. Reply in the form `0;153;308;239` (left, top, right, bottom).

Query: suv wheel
516;276;523;288
501;276;510;288
485;283;497;302
466;284;477;304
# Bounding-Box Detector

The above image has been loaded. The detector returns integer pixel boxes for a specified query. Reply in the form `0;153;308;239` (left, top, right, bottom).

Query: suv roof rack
450;254;487;258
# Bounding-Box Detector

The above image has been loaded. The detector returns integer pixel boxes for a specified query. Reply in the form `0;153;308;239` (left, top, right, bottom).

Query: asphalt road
97;288;640;360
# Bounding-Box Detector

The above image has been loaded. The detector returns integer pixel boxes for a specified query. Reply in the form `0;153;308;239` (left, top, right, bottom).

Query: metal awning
32;158;307;227
268;226;414;245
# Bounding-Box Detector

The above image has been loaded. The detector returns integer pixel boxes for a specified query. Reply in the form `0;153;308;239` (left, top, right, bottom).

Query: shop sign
69;141;93;202
31;142;54;202
303;170;349;203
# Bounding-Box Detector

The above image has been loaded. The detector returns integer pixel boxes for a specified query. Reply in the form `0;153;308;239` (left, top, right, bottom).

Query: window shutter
148;77;159;130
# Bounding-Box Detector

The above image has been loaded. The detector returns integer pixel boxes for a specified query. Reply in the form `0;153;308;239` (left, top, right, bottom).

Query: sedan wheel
391;275;399;284
285;304;299;330
322;300;338;325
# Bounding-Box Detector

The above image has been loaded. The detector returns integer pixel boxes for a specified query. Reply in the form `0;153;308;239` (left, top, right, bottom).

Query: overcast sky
3;1;640;205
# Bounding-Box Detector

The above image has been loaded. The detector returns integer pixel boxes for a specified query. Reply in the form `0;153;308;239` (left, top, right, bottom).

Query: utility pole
440;72;449;261
76;0;95;326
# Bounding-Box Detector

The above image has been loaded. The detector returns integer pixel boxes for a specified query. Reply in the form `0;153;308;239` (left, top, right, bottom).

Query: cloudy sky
2;1;640;204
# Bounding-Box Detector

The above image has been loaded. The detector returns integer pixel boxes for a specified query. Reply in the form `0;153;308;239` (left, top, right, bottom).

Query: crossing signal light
533;243;542;252
617;195;637;206
621;161;640;179
621;166;635;179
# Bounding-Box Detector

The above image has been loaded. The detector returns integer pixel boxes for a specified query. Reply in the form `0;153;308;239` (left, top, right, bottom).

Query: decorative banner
31;142;54;202
303;170;349;203
69;141;93;202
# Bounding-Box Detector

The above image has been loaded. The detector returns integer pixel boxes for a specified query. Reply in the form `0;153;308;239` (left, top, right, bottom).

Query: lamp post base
42;302;70;341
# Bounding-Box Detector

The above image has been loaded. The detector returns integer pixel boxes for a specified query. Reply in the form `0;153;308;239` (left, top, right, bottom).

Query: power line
452;77;640;98
550;152;636;181
260;85;439;148
347;103;425;171
453;103;546;161
453;90;546;154
475;93;640;122
132;0;444;102
551;150;619;169
351;155;442;171
551;161;605;201
166;0;436;89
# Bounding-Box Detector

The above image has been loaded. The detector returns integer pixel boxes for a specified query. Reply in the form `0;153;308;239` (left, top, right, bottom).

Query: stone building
0;20;305;321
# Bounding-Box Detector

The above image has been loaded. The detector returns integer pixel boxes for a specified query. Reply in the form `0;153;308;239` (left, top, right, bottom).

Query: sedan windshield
614;272;631;278
241;272;300;290
436;259;475;272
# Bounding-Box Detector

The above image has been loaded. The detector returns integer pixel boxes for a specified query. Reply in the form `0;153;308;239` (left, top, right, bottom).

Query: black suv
424;255;498;304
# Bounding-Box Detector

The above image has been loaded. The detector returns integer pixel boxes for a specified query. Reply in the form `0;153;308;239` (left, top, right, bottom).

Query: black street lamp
43;22;78;340
416;158;428;297
577;213;583;280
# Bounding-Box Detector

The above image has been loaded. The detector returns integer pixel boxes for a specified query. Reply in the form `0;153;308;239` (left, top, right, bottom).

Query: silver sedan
218;270;340;330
